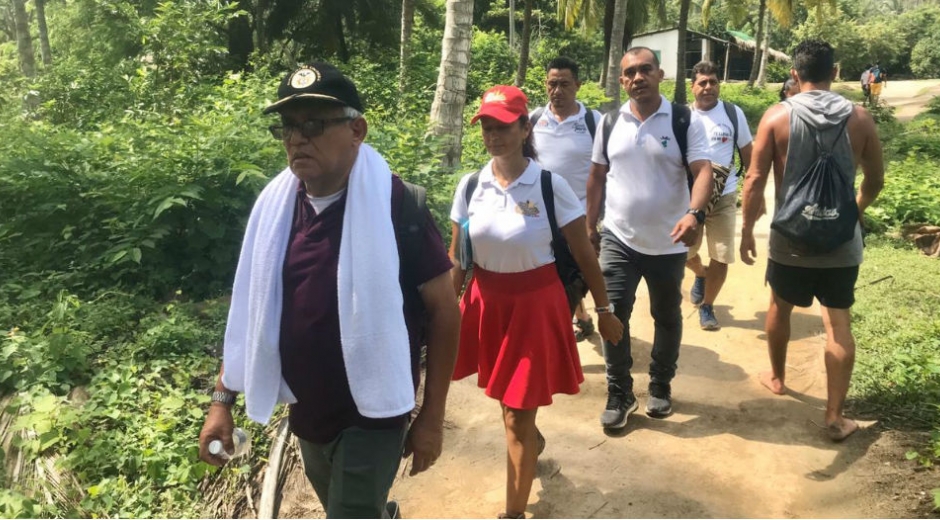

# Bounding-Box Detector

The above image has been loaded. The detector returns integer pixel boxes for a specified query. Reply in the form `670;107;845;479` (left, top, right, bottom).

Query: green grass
850;235;940;431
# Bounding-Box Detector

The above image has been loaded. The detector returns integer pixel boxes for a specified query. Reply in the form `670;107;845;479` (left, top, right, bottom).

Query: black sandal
536;427;546;456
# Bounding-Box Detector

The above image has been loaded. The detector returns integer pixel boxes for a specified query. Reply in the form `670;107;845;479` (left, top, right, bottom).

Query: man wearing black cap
198;63;460;518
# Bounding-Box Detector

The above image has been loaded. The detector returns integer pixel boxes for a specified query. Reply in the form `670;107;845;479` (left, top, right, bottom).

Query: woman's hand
597;312;624;345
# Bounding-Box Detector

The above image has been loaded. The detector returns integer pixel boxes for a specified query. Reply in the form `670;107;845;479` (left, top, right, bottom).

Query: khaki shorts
869;82;883;96
689;192;736;264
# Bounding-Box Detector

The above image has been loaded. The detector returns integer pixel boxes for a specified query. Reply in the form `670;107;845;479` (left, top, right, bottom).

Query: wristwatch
211;390;236;406
687;208;706;225
596;303;615;315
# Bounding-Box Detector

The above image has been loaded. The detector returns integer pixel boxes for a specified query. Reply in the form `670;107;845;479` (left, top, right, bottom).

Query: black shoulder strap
531;107;544;125
539;170;561;244
671;102;691;171
584;107;596;140
399;181;427;240
601;109;618;164
722;100;741;169
464;170;481;207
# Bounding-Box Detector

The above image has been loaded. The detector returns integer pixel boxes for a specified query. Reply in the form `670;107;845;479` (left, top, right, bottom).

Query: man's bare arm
585;162;608;253
740;106;782;264
854;107;885;214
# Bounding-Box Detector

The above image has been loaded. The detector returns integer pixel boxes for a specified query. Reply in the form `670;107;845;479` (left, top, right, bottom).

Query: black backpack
530;105;597;140
397;181;429;342
463;170;586;294
770;118;859;253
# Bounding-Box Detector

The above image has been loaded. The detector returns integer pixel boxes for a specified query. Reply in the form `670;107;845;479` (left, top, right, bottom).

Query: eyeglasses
268;117;354;140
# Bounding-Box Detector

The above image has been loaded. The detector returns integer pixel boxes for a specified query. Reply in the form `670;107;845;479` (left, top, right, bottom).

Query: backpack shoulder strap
722;100;741;168
398;180;428;281
464;170;481;207
602;109;619;164
530;107;545;125
671;102;691;171
540;170;561;244
584;107;597;140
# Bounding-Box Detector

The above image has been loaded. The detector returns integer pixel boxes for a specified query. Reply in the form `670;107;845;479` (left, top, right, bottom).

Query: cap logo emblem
290;67;320;89
483;90;507;104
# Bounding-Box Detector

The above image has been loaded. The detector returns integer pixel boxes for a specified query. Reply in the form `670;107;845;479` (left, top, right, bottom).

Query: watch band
687;208;706;225
596;304;615;314
211;390;236;406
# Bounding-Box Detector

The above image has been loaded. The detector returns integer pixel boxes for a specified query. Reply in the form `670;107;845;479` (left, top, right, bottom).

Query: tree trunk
601;0;614;86
227;0;254;71
336;18;350;62
513;0;532;87
35;0;51;66
255;0;268;54
604;0;628;110
756;15;771;87
430;0;475;170
747;0;765;87
674;0;691;104
399;0;415;94
12;0;34;77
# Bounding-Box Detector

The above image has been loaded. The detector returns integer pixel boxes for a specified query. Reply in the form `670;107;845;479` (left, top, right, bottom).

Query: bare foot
758;371;787;395
826;418;859;442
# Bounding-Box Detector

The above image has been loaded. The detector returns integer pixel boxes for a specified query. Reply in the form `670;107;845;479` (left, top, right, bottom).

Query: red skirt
453;263;584;409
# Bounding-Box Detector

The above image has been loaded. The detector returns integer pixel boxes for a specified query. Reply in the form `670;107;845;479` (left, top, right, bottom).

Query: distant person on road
198;63;460;519
780;78;800;101
685;60;754;331
450;85;623;519
859;65;872;105
530;56;604;342
740;40;884;442
868;63;887;104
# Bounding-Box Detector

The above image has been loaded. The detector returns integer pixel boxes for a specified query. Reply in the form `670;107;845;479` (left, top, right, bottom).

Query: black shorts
766;260;859;309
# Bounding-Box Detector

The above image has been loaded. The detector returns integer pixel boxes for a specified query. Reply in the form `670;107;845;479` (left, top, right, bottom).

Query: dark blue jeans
599;229;686;392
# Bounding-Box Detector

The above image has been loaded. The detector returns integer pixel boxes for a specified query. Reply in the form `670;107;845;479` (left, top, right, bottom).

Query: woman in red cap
448;85;623;518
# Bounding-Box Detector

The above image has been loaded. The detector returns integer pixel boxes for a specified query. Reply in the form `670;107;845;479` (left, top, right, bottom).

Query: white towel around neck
221;143;415;424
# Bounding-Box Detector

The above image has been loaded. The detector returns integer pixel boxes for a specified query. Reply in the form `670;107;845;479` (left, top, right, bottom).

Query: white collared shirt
591;95;710;255
450;159;584;273
693;100;753;196
531;102;603;205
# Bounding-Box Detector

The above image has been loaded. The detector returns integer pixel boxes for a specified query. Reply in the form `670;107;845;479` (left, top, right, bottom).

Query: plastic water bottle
208;427;251;460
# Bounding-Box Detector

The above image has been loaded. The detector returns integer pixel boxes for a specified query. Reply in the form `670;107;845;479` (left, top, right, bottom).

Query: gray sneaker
600;385;638;429
383;500;401;519
699;304;719;330
646;382;673;418
690;276;705;306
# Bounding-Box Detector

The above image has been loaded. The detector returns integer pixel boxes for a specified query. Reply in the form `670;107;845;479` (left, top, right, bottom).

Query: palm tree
400;0;415;94
604;0;628;109
429;0;474;169
513;0;533;87
674;0;691;103
12;0;34;77
35;0;52;66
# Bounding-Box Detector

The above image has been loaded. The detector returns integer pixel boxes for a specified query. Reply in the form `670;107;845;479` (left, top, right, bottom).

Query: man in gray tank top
739;40;885;442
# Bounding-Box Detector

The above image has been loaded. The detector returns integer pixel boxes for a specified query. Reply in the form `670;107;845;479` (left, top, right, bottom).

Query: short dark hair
625;46;660;67
779;78;797;101
792;39;835;84
547;56;580;81
691;60;720;82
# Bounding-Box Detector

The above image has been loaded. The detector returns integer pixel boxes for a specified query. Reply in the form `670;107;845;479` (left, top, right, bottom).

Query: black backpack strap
584;106;596;140
722;100;741;170
601;109;618;164
464;170;481;207
540;170;560;238
530;107;545;125
399;181;427;261
671;102;692;191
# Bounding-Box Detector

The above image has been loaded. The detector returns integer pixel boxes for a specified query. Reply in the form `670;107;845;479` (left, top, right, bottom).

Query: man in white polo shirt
586;47;712;429
686;60;753;331
531;56;603;341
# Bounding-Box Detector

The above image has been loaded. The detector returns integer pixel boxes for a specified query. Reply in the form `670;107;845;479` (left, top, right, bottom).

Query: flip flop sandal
536;428;546;456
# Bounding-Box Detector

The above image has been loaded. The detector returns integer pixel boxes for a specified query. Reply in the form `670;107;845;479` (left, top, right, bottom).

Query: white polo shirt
591;95;711;255
450;159;583;273
530;102;602;205
693;100;753;196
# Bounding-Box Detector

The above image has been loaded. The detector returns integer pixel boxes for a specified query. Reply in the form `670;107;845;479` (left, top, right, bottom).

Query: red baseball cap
471;85;529;124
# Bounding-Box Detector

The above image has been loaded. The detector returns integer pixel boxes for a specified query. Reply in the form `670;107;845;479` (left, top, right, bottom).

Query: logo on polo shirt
660;135;672;148
574;122;587;134
515;200;541;217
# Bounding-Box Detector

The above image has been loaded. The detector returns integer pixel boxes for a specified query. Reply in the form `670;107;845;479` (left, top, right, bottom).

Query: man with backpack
197;63;461;518
531;56;603;341
859;65;872;105
740;40;884;442
586;47;713;428
868;63;887;104
684;60;754;331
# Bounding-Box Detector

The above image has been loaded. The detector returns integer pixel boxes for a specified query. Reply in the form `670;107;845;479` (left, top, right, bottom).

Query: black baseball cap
263;62;364;114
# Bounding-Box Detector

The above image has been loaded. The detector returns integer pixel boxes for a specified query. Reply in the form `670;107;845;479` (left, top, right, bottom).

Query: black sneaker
600;385;638;429
384;500;401;519
645;382;673;418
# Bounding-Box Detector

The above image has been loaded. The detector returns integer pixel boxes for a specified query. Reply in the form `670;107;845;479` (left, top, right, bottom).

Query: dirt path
837;78;940;121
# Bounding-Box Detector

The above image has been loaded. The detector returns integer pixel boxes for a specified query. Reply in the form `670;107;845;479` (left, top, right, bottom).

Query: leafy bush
866;154;940;228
